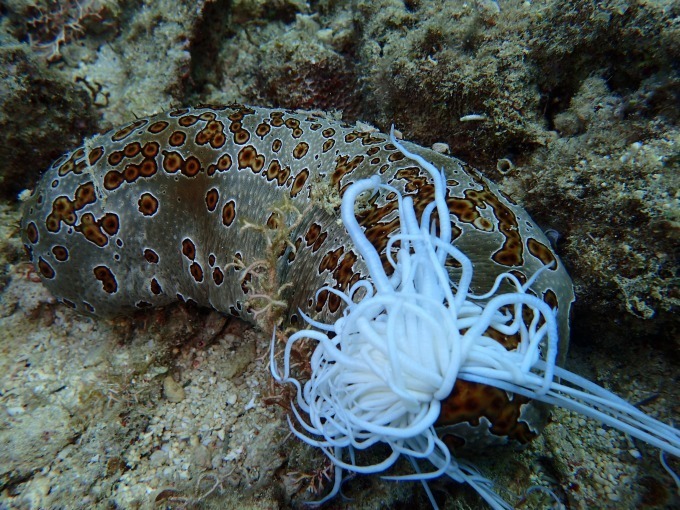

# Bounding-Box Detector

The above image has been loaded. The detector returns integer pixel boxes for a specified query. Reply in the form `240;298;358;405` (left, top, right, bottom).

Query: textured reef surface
0;1;678;509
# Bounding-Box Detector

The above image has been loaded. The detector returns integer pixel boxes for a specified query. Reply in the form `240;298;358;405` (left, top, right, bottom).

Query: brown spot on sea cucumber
212;267;224;286
26;222;38;243
144;249;159;263
104;170;124;190
169;131;186;147
527;238;557;268
179;115;198;127
148;121;169;133
142;141;160;158
93;265;117;293
38;257;55;279
256;122;271;138
182;238;196;260
73;181;97;211
88;147;104;165
138;193;159;216
112;119;147;141
293;142;309;159
162;151;184;173
322;139;335;153
123;142;142;158
101;213;120;235
182;156;202;177
238;146;265;173
205;188;219;212
52;245;69;261
75;213;108;247
151;278;162;295
222;200;236;227
291;169;309;197
190;262;204;282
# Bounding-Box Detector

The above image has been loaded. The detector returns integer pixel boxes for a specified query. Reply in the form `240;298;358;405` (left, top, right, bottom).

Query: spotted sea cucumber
20;103;573;459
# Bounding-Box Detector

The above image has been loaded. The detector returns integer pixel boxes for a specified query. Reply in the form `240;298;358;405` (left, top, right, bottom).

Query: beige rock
163;376;185;403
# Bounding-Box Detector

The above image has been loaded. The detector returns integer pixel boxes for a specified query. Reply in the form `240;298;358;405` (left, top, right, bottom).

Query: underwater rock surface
0;0;677;508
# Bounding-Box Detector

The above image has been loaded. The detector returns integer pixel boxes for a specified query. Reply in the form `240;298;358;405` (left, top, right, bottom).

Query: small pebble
628;449;641;459
149;450;168;467
190;444;211;468
83;343;107;367
163;376;185;403
6;406;24;416
432;142;450;154
211;454;223;469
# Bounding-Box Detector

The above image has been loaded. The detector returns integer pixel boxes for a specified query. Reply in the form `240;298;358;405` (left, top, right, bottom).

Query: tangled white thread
271;130;679;509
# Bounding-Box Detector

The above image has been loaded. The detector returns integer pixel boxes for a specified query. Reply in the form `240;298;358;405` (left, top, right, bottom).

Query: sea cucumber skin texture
21;104;574;448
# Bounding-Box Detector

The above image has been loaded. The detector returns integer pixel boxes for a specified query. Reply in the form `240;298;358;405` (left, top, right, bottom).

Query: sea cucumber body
21;104;574;448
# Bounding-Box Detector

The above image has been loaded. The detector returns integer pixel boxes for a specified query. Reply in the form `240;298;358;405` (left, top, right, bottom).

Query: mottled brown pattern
332;154;365;186
266;211;282;230
255;122;271;138
319;246;344;273
123;142;141;158
305;223;322;246
333;250;358;291
142;141;160;158
103;170;124;190
436;380;536;447
196;120;225;146
178;115;198;127
265;160;290;185
75;213;108;247
161;151;183;173
238;145;265;173
322;139;335;152
183;156;202;177
57;150;84;177
46;196;75;231
138;158;158;178
543;289;558;310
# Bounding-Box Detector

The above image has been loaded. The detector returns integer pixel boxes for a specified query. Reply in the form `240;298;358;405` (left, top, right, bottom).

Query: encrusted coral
515;76;679;346
0;36;97;199
25;0;117;62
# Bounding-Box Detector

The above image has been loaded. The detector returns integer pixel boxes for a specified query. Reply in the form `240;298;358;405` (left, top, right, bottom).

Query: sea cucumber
20;103;574;450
